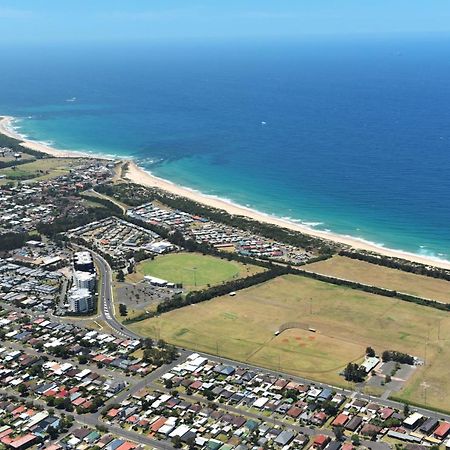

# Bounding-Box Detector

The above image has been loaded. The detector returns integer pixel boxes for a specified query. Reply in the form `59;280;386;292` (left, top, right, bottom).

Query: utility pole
184;267;197;287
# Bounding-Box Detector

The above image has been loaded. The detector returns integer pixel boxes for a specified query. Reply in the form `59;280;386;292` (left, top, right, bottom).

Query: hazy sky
1;0;450;44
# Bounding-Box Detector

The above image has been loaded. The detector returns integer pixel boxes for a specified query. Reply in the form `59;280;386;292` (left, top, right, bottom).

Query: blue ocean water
1;37;450;260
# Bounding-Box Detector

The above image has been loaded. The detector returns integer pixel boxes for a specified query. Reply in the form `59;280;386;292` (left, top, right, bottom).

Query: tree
142;337;153;349
333;426;344;441
203;389;215;401
343;363;366;383
119;304;128;316
322;401;338;416
172;436;182;448
382;350;414;365
366;347;375;357
116;270;125;282
17;384;28;396
78;355;88;364
403;403;410;417
351;434;360;446
47;426;59;440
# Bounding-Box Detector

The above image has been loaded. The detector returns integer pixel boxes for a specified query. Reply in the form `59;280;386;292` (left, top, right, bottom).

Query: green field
0;157;85;183
306;255;450;303
128;252;264;290
130;274;450;412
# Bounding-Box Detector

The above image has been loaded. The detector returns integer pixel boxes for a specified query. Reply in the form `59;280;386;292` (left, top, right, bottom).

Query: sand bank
2;115;450;270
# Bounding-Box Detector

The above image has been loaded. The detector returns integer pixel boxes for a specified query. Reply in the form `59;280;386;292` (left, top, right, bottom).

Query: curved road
91;251;141;340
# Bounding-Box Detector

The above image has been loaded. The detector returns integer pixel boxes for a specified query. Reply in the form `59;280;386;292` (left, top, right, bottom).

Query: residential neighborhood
103;353;450;450
127;203;312;264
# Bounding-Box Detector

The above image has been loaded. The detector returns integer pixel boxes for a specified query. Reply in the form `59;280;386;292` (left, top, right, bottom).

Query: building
361;356;380;373
73;271;96;291
73;251;94;273
68;287;93;313
403;412;424;429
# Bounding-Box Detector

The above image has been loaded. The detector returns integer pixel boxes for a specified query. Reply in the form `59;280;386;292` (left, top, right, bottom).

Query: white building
73;270;96;291
73;251;94;272
68;287;93;313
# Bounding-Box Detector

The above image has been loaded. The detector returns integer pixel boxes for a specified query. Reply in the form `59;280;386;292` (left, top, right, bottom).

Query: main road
91;250;141;340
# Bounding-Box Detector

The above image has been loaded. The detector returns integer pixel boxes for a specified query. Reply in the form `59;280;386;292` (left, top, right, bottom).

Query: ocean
1;36;450;260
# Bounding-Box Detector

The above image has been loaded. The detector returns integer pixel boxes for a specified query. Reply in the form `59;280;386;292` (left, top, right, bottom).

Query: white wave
302;221;324;228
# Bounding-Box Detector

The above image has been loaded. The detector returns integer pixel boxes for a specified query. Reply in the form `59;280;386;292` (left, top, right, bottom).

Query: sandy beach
0;116;107;159
2;115;450;270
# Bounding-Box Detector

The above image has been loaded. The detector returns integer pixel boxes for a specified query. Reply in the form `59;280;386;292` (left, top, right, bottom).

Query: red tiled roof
434;422;450;438
72;397;86;406
287;406;302;418
0;428;13;439
107;408;119;418
332;413;350;427
314;435;330;446
9;433;37;449
379;407;394;420
150;417;167;432
116;443;136;450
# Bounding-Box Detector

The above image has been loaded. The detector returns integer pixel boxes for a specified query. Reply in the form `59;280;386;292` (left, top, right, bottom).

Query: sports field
306;255;450;303
0;157;86;183
127;252;263;290
130;274;450;412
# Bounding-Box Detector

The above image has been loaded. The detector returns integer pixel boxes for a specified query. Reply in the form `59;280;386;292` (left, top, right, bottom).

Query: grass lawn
127;252;264;290
306;255;450;303
129;274;450;412
0;157;85;182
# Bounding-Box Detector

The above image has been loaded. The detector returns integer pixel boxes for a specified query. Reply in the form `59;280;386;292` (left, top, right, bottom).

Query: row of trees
79;192;123;215
36;206;119;238
157;266;288;314
0;231;36;251
381;350;415;365
294;267;450;312
340;249;450;281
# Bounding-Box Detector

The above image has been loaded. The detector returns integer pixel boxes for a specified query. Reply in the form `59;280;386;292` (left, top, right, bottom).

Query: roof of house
332;414;350;427
314;434;330;446
9;433;37;449
115;443;136;450
434;422;450;438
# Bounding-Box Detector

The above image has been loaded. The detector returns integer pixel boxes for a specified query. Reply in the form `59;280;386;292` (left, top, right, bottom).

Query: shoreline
2;115;450;270
0;115;111;160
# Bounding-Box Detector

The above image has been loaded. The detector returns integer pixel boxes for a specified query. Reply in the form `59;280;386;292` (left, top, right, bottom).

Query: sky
1;0;450;44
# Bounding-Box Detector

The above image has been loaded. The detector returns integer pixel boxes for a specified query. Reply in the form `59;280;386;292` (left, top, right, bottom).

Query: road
91;250;141;340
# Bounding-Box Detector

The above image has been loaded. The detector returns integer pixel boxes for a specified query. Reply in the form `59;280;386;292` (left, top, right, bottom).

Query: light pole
184;267;197;287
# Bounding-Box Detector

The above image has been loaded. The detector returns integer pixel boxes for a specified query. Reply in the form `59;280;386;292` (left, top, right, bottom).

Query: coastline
0;116;111;160
2;115;450;270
